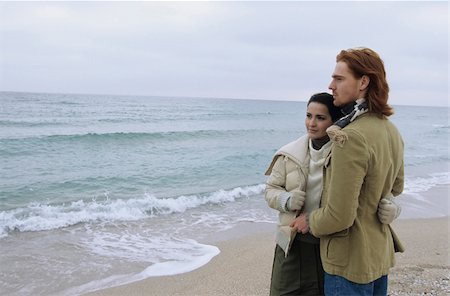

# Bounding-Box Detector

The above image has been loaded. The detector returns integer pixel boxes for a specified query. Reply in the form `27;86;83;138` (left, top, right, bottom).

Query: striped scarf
326;98;369;146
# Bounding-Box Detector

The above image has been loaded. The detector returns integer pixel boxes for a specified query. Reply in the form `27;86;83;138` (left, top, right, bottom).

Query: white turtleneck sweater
303;139;332;214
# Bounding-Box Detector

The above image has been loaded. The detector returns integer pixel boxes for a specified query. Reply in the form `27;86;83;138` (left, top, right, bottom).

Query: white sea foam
403;172;450;195
432;124;450;129
80;231;219;264
398;172;450;219
0;184;265;238
2;172;448;239
61;237;220;296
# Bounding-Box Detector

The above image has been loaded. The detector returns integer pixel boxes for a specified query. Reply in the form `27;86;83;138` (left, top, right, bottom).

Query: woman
264;92;400;296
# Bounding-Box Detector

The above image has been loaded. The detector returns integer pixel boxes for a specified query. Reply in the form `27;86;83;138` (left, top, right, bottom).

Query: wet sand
84;215;449;296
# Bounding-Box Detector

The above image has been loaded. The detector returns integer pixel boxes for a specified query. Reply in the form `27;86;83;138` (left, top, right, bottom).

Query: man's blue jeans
324;272;388;296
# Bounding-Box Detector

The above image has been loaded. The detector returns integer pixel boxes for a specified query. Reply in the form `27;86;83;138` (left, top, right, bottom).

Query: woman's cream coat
264;134;310;256
309;113;404;284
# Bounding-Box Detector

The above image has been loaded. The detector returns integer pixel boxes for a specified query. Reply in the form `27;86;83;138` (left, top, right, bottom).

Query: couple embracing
265;47;404;296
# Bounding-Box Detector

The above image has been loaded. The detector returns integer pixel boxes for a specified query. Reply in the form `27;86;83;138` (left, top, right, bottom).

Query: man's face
328;61;364;107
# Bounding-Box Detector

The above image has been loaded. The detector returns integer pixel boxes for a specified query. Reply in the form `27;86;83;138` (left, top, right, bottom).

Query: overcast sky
0;1;448;106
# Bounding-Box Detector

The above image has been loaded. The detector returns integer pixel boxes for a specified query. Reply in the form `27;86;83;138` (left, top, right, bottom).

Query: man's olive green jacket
309;113;404;284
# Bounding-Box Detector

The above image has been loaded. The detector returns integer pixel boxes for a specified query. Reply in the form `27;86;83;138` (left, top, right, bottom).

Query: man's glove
286;189;306;211
377;197;401;224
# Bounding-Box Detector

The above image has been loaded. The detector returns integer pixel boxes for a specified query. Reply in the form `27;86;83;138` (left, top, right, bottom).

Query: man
293;47;404;295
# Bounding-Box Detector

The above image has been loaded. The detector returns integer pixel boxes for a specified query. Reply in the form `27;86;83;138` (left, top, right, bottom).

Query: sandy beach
85;215;449;296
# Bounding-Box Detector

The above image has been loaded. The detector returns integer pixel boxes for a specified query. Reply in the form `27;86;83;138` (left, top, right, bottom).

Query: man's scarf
326;98;369;146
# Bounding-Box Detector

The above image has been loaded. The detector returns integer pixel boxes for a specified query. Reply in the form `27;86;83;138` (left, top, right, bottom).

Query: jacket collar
265;134;309;175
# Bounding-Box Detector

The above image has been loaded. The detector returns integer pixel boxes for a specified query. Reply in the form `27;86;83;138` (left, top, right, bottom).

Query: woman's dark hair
307;92;342;122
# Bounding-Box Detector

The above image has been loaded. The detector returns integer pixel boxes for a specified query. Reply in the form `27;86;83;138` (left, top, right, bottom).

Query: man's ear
360;75;370;91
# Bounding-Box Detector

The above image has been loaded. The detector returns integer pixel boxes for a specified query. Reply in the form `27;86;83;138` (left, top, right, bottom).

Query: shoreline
84;216;449;296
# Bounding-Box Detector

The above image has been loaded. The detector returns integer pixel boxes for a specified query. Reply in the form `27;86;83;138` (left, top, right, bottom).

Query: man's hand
377;197;401;224
287;189;306;211
290;213;309;234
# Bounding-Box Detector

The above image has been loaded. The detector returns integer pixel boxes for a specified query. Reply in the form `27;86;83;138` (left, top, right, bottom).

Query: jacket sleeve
309;130;369;236
265;156;291;213
392;158;404;197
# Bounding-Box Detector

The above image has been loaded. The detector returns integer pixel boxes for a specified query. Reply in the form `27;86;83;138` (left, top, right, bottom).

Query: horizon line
1;89;448;108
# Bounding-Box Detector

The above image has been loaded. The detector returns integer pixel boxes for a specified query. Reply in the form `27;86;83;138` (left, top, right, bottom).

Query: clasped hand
290;213;309;234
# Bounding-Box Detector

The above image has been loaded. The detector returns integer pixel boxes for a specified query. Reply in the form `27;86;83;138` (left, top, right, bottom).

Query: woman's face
305;102;334;140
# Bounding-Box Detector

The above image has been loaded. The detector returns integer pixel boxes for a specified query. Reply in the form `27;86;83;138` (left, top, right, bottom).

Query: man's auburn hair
337;47;394;117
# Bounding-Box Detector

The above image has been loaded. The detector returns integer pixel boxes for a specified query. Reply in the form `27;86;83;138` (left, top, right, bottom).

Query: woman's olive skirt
269;237;324;296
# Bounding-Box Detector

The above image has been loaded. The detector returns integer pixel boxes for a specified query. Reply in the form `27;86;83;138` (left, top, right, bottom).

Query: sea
0;91;449;295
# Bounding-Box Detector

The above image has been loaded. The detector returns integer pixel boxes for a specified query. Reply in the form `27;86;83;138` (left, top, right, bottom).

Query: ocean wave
62;237;220;296
0;129;274;143
0;184;265;238
430;124;450;135
0;120;68;128
404;172;450;194
57;100;82;105
432;124;450;129
405;154;450;167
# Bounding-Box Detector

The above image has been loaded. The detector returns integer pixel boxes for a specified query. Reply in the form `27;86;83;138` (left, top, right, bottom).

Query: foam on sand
61;239;220;295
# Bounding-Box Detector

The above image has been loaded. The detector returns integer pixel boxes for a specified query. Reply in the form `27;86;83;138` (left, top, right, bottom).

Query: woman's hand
290;213;309;234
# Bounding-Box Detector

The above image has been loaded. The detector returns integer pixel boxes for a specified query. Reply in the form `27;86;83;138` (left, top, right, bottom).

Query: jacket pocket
323;230;350;267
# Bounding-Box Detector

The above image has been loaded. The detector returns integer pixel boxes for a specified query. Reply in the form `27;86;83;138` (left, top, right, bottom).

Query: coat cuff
279;192;291;212
308;212;316;236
